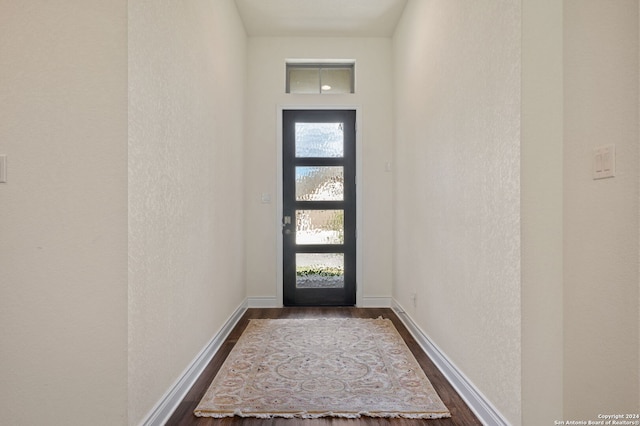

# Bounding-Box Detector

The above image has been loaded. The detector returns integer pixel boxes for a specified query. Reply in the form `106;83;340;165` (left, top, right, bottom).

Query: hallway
2;1;640;425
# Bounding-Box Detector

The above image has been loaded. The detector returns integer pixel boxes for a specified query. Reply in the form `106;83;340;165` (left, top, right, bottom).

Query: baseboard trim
360;296;392;307
247;296;280;308
140;299;249;426
391;299;510;426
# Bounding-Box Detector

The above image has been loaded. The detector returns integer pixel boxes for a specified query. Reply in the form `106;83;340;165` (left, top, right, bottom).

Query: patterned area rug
194;318;451;419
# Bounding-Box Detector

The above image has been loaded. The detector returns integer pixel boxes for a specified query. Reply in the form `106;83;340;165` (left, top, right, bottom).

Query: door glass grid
283;109;355;306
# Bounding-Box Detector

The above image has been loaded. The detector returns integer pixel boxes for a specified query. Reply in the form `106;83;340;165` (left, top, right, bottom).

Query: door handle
282;216;292;235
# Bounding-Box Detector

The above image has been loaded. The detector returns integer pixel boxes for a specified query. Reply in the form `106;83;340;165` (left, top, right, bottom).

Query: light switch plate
593;144;615;180
0;155;6;183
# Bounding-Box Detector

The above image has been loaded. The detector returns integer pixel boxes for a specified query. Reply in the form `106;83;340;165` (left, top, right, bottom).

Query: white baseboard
247;296;280;308
391;299;510;426
140;299;248;426
360;296;392;307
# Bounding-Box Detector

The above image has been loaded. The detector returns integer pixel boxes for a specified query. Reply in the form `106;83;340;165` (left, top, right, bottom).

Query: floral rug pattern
194;317;450;419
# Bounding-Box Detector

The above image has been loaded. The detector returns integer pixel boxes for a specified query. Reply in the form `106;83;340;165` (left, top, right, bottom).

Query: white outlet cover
0;155;6;183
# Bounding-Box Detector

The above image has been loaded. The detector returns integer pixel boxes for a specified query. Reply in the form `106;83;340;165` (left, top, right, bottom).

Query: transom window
286;62;355;94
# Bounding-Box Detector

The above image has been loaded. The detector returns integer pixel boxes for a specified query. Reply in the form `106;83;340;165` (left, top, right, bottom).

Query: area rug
194;317;451;419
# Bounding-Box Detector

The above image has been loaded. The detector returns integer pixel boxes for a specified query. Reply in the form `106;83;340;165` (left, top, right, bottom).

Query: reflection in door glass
295;123;343;157
296;210;344;245
296;167;344;201
296;253;344;288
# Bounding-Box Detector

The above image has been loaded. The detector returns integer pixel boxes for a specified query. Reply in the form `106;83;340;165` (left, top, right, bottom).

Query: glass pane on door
296;253;344;288
296;166;344;201
296;210;344;245
295;123;344;158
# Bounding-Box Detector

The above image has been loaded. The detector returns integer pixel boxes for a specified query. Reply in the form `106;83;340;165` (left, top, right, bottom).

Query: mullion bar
295;245;344;253
295;158;344;167
294;201;344;210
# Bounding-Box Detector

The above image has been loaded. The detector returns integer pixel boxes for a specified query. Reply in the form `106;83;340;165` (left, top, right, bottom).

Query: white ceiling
234;0;408;37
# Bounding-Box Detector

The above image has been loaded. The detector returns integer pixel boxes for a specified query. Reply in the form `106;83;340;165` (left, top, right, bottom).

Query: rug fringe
194;409;452;419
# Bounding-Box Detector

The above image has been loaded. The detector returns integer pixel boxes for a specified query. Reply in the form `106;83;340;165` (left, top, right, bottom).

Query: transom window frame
286;61;355;94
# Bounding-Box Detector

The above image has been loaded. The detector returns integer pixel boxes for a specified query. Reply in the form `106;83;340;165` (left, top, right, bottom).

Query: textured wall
128;0;247;423
245;37;394;304
564;0;640;417
521;0;564;424
0;1;128;424
392;1;522;423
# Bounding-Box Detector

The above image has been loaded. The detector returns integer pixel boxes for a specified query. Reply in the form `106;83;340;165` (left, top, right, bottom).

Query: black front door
282;109;356;306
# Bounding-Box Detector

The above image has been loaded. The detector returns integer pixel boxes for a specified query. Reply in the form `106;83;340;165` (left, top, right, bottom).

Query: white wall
0;1;128;424
393;1;522;423
564;0;639;418
128;0;247;423
245;37;394;305
521;0;564;424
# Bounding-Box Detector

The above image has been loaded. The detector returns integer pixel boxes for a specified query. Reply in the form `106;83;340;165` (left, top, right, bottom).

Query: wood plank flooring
166;308;481;426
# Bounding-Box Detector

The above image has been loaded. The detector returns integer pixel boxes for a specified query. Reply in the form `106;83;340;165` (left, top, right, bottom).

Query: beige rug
194;317;451;419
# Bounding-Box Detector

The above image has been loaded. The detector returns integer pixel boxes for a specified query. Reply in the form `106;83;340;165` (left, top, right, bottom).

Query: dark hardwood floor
166;308;481;425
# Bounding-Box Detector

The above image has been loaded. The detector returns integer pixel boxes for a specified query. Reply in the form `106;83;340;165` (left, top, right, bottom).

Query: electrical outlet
0;155;6;183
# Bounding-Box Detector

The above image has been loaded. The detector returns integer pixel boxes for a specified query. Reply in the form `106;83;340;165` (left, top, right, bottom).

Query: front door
282;109;356;306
